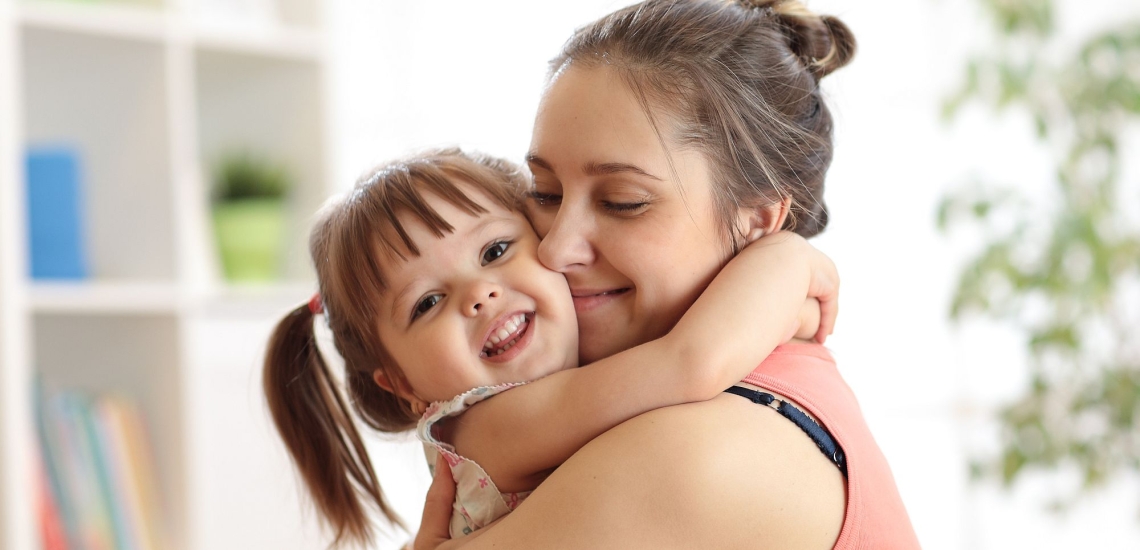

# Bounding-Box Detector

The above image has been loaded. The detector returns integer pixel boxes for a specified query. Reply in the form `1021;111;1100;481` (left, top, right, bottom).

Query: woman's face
527;65;736;364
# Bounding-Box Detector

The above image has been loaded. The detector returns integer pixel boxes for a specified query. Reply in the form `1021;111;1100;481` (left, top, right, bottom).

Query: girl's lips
481;312;534;363
570;288;631;314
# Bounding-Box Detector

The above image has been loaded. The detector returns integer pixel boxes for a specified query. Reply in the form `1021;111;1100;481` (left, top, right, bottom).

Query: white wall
320;1;1140;548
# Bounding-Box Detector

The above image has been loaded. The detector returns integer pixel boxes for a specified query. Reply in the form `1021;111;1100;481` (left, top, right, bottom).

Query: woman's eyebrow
526;154;662;182
583;161;663;181
525;154;553;172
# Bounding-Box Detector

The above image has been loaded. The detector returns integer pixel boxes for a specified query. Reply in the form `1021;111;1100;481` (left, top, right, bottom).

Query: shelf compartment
19;1;168;43
33;312;186;548
194;48;327;282
22;27;177;282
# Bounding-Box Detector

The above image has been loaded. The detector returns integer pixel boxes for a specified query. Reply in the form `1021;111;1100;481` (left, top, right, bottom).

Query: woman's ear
737;196;792;244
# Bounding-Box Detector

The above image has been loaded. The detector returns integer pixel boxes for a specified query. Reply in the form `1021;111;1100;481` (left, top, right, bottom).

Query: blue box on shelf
26;147;89;280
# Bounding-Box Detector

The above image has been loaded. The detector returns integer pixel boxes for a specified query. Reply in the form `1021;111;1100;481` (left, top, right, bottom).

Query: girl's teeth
482;314;529;353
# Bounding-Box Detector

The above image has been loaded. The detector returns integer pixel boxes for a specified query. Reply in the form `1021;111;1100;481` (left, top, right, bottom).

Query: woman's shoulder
558;394;846;547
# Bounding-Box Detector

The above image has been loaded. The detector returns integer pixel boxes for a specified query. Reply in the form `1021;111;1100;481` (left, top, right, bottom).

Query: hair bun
813;15;856;78
756;0;856;79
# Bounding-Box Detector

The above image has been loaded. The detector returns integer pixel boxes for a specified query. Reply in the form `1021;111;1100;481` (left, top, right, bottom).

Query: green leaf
941;0;1140;515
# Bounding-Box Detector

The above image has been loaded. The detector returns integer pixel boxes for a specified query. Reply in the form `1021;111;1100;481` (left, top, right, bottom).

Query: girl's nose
536;205;596;273
462;280;503;317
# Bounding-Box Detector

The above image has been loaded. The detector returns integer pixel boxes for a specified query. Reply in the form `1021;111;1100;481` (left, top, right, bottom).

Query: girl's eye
527;191;562;207
482;241;511;265
412;294;441;320
602;201;649;214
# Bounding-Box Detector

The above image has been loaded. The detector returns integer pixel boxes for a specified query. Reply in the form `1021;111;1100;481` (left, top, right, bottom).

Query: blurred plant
939;0;1140;510
212;152;292;203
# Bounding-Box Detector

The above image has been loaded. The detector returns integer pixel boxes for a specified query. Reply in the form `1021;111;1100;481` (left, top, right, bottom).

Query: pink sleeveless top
743;343;921;549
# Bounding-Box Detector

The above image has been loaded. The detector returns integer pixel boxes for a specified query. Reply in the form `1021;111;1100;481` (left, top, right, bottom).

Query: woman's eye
527;191;562;207
602;201;649;213
482;241;511;265
412;294;441;320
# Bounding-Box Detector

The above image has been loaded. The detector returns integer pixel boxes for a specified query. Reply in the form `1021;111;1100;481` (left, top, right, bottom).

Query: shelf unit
0;0;334;548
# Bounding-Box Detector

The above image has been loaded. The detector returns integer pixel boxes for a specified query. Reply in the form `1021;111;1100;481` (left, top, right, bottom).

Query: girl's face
527;66;737;365
374;185;578;406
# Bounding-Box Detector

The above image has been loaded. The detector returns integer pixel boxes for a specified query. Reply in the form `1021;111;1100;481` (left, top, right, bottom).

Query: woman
416;0;919;547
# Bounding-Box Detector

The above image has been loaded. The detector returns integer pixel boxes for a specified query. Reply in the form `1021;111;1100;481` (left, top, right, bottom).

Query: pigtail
263;303;404;548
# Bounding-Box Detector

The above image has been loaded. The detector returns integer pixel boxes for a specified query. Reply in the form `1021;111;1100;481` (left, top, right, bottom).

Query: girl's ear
737;196;792;244
372;369;397;393
373;369;428;415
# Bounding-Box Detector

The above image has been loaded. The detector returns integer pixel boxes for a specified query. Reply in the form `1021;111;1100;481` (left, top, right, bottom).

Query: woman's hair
552;0;856;246
263;148;527;547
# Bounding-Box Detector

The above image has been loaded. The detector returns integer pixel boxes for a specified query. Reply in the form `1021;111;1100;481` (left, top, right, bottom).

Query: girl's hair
263;148;527;547
552;0;856;246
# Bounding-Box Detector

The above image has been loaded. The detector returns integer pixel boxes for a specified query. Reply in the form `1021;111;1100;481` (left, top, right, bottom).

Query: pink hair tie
308;293;324;315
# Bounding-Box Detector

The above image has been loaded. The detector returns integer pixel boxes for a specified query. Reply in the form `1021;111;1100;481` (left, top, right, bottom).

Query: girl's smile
481;311;534;360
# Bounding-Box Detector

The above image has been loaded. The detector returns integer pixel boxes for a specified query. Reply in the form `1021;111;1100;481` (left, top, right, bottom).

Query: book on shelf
34;385;166;550
36;458;68;550
25;147;90;281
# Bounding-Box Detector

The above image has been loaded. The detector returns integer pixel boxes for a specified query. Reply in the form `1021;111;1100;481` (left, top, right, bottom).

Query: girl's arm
455;231;838;486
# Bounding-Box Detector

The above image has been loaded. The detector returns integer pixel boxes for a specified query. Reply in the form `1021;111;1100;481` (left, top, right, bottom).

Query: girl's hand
413;455;456;550
746;232;839;344
803;238;839;343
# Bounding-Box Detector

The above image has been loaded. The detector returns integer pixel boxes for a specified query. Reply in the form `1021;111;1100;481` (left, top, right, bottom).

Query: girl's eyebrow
389;283;419;325
387;214;517;325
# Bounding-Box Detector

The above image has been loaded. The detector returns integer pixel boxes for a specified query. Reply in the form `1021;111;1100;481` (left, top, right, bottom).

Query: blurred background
1;0;1137;549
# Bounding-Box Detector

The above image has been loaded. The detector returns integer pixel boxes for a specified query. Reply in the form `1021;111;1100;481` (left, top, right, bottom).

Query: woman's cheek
525;206;554;238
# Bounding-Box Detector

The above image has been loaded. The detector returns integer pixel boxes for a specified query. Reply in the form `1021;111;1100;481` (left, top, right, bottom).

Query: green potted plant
210;152;292;282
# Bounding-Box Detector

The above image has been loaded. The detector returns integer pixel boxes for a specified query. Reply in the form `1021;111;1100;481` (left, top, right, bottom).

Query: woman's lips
570;288;631;313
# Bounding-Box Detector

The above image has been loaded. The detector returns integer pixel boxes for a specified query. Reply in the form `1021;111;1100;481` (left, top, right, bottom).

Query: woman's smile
569;287;632;314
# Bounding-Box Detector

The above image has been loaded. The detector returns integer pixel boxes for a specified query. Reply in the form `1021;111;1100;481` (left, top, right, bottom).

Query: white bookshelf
0;0;334;548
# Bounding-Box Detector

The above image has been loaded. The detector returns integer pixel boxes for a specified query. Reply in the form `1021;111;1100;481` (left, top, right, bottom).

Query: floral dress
417;382;532;537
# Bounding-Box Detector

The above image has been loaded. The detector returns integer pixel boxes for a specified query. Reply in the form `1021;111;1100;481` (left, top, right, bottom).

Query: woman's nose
462;280;503;317
537;205;596;273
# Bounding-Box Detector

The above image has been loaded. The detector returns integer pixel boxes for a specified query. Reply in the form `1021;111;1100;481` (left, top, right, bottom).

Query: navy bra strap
724;386;848;477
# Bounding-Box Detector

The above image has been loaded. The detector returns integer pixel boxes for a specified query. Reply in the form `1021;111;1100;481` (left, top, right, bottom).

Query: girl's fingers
414;455;456;550
815;296;837;343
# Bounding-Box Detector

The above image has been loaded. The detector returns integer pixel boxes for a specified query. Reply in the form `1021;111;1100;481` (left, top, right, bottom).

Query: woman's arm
455;232;838;491
434;394;846;549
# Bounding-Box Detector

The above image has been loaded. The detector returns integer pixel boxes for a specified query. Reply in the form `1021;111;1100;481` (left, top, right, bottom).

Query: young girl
263;148;838;546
